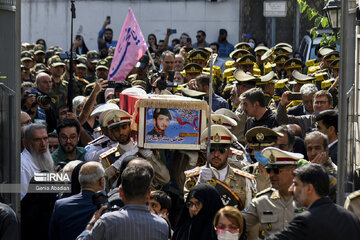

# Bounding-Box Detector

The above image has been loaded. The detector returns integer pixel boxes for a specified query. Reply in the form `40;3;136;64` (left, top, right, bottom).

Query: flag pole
147;50;157;71
206;52;214;168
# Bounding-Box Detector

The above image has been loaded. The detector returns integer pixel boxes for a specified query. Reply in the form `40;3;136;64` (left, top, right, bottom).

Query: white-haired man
21;123;54;199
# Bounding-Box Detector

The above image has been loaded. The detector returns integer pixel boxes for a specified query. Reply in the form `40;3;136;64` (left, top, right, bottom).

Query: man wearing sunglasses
184;125;256;210
244;127;283;193
242;147;305;239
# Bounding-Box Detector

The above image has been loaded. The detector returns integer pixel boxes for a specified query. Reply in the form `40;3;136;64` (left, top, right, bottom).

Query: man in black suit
267;164;360;240
49;162;105;240
315;110;338;165
287;83;318;116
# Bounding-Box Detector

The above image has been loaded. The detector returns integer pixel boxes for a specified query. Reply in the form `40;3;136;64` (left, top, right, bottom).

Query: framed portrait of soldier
136;95;208;150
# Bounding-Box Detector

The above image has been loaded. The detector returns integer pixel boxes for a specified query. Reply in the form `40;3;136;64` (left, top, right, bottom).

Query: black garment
147;128;161;137
173;184;224;240
21;177;58;240
244;108;279;134
293;136;308;160
287;103;305;116
266;197;360;240
0;203;19;240
328;141;338;165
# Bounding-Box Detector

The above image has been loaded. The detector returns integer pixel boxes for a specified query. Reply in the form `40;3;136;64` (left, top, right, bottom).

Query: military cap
197;47;212;57
236;54;256;65
233;69;259;86
234;42;251;51
76;56;88;69
48;55;65;67
274;45;293;56
229;49;251;60
90;102;120;117
21;51;33;62
87;50;100;63
181;87;206;99
96;59;109;71
274;42;293;49
200;124;237;145
329;59;339;70
183;63;203;73
262;147;303;165
245;126;283;148
45;50;55;62
254;46;269;56
257;71;275;85
33;44;46;55
318;46;336;57
284;58;303;69
211;114;237;129
323;51;339;62
102;109;131;128
189;50;208;61
274;54;289;65
291;70;315;84
215;108;241;122
131;79;147;88
34;63;48;74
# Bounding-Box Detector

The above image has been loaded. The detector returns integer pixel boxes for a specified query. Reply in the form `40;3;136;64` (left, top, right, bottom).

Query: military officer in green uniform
73;56;90;96
48;55;68;109
99;109;170;189
244;127;284;193
184;125;256;210
257;71;276;109
242;147;305;239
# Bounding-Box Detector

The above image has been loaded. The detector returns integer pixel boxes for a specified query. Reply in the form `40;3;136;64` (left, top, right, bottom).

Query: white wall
21;0;240;51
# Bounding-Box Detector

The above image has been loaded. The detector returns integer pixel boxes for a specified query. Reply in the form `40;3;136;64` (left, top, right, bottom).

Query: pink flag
108;8;148;81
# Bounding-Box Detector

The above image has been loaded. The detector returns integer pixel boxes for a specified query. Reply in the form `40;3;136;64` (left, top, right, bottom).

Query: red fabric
119;93;144;115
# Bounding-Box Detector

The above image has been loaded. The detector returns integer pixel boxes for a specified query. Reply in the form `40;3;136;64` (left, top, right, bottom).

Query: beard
30;146;54;172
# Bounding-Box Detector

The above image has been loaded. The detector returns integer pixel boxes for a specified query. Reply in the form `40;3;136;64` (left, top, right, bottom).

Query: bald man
49;162;105;240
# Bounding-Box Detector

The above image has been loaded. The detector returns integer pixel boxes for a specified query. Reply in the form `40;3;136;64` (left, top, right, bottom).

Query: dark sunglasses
210;147;227;154
266;166;286;174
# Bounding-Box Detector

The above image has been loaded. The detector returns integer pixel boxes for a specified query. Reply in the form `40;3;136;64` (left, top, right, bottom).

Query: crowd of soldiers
15;24;360;240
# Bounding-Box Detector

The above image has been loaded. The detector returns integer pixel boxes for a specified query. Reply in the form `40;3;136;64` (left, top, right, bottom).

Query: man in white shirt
21;123;54;199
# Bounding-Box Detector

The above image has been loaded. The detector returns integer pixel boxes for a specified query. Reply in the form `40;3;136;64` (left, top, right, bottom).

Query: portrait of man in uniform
147;108;172;137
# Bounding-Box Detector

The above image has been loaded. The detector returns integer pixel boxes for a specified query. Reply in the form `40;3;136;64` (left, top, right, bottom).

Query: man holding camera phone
276;90;333;137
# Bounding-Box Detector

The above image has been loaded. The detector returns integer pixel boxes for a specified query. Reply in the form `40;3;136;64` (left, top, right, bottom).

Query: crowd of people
2;17;358;240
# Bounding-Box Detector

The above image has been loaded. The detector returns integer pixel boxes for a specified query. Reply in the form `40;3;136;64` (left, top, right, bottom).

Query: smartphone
170;29;177;34
287;93;302;101
106;16;111;24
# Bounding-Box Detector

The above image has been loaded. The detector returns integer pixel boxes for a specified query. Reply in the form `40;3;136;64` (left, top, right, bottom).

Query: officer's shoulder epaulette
184;167;201;178
77;77;89;84
87;135;105;145
232;168;255;180
255;187;273;197
99;146;117;159
348;190;360;200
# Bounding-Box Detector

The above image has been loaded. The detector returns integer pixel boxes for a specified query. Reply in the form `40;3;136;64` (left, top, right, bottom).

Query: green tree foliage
297;0;339;45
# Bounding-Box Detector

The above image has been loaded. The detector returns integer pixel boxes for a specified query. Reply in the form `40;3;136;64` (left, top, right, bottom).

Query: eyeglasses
210;147;228;154
59;135;77;142
196;35;201;38
215;225;239;234
266;166;287;174
186;201;202;209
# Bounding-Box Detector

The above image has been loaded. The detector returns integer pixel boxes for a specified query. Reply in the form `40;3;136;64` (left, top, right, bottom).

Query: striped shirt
76;204;168;240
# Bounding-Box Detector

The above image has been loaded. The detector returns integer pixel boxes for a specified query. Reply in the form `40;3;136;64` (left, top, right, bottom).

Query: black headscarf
173;183;224;240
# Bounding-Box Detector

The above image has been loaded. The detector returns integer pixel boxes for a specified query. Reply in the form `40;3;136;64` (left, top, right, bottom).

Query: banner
108;8;148;81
